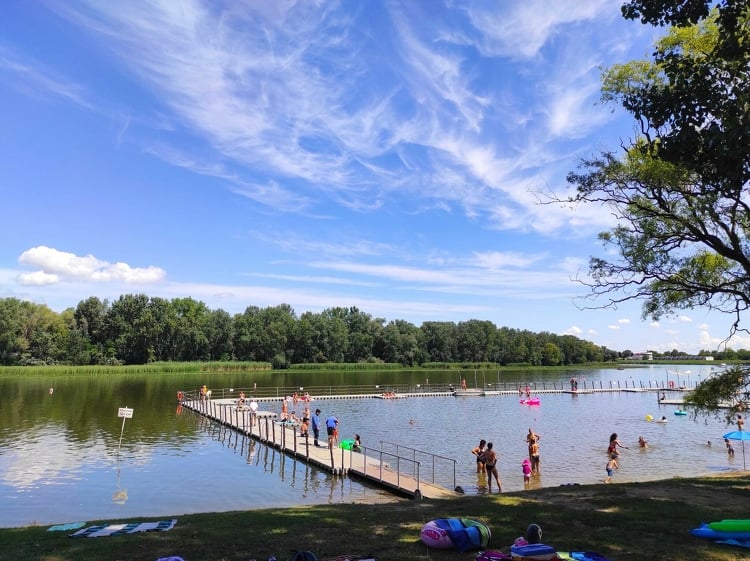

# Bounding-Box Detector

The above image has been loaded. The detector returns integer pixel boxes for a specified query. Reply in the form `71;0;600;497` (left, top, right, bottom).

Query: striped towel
70;519;176;538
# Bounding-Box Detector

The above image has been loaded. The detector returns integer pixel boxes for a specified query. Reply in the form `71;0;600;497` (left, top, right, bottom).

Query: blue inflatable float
420;518;491;552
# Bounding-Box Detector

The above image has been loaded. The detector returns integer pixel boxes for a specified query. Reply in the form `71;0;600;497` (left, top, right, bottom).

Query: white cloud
471;251;545;269
17;271;60;286
463;1;613;59
18;247;166;285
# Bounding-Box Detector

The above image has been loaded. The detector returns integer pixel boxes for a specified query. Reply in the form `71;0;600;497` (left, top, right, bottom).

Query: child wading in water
604;456;619;483
522;458;532;486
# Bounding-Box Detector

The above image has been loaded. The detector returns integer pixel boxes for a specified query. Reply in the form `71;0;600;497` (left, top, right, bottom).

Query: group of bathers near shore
471;428;542;493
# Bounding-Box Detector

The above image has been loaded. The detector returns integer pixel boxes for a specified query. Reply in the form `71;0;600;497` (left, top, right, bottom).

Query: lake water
0;364;740;528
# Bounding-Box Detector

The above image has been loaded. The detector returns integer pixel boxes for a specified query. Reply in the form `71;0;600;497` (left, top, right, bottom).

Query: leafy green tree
170;297;212;361
455;320;497;363
540;342;563;366
565;0;750;421
105;294;154;364
74;297;108;346
420;321;457;362
0;298;27;364
375;319;424;366
206;309;234;361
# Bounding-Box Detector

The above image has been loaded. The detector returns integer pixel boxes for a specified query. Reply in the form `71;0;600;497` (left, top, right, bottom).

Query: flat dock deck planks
181;398;455;500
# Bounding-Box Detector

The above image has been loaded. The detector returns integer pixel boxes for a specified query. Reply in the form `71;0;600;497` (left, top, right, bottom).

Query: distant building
628;352;654;361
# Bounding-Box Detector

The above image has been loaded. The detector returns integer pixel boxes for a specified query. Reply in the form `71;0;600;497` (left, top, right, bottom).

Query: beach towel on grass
70;518;176;538
47;522;86;532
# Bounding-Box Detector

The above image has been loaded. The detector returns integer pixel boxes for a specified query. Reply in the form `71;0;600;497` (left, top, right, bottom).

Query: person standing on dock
312;409;322;447
326;414;339;449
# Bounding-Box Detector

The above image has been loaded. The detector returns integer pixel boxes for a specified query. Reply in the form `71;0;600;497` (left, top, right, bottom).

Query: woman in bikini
472;439;487;473
483;442;502;492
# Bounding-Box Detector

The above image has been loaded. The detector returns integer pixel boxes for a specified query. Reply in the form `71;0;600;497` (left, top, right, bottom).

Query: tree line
0;294;618;367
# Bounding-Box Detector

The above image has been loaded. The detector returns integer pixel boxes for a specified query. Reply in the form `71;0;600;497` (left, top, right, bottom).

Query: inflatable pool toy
519;398;540;406
674;410;687;416
691;522;750;540
510;543;557;560
340;439;355;450
568;553;614;561
645;414;653;421
709;519;750;532
420;518;491;552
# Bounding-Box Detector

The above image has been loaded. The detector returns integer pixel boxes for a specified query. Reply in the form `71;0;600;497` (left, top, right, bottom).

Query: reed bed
0;361;271;376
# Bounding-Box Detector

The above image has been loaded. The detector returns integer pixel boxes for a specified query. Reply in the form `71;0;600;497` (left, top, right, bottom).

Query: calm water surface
0;365;739;528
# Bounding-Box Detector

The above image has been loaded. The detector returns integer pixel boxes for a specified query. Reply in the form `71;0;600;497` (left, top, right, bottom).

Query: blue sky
0;1;742;355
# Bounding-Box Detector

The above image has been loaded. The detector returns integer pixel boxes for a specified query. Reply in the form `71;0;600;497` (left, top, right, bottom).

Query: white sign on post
117;407;134;452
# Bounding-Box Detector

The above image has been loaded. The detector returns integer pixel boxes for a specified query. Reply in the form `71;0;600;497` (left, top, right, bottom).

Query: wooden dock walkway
180;395;457;500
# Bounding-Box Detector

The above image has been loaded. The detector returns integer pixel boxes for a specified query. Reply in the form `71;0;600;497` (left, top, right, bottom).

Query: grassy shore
3;473;749;561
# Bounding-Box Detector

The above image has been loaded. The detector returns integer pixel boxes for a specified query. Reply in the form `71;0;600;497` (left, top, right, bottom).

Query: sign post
117;407;134;452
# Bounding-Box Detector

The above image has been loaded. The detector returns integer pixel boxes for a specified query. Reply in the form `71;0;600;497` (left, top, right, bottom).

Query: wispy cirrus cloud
44;0;635;237
0;47;94;109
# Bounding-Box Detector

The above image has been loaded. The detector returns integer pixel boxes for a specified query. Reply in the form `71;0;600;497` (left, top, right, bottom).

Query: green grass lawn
3;473;749;561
